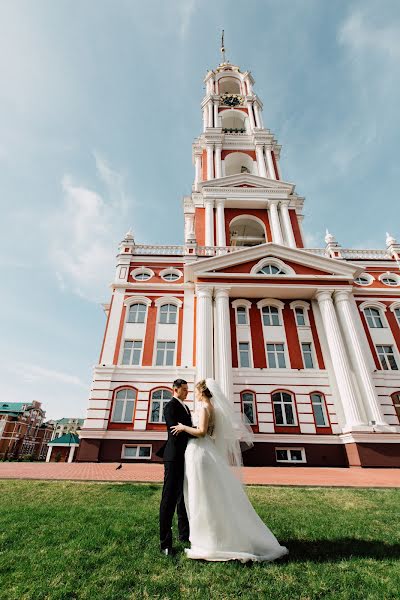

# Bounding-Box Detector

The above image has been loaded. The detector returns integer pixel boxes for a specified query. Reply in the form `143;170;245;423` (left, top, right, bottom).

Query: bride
171;378;289;563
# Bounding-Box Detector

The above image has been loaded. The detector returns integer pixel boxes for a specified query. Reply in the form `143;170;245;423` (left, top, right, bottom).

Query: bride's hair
195;379;213;399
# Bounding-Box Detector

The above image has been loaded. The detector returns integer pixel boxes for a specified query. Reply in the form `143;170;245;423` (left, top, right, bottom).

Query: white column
213;102;219;129
269;200;284;245
216;199;226;247
196;286;214;380
207;101;213;127
255;144;267;178
247;100;256;129
334;290;389;429
280;201;297;248
67;446;76;463
297;214;305;247
206;144;214;180
265;148;277;180
253;102;262;128
194;151;202;191
202;107;207;132
214;288;233;401
215;144;222;179
204;198;214;247
46;446;52;462
315;290;367;431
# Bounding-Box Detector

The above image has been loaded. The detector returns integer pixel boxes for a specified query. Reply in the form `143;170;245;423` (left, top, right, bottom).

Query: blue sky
1;0;399;420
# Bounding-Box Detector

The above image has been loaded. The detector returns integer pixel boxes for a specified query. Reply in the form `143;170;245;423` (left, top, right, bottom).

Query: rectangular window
155;341;175;366
262;306;280;326
242;392;256;424
311;393;328;427
376;345;399;370
239;342;251;368
301;343;314;369
121;340;143;365
236;306;248;325
266;343;286;368
159;304;177;324
122;445;152;460
295;307;306;326
275;447;306;463
395;308;400;327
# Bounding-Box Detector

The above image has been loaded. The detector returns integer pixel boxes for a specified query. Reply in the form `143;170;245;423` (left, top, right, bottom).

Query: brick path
0;462;399;487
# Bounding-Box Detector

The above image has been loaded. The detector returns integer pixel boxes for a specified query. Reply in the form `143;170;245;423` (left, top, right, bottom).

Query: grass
0;481;399;600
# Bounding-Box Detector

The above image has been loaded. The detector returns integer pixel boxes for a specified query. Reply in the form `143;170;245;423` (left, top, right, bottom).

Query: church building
77;52;400;468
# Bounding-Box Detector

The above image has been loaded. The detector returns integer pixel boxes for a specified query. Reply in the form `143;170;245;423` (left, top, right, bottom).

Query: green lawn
0;481;399;600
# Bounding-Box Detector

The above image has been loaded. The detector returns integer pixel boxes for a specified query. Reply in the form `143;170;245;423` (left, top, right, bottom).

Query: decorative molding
154;296;183;309
123;295;152;307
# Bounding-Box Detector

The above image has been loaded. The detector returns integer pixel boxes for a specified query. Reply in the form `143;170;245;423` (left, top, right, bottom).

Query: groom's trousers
159;459;190;549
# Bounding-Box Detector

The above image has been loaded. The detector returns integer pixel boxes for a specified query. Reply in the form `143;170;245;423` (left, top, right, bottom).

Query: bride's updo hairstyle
195;379;213;400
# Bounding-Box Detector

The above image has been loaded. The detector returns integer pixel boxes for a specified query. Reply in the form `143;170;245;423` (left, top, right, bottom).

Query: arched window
311;393;329;427
159;304;177;324
111;388;137;423
272;391;297;426
221;110;247;133
262;306;280;326
258;264;284;275
236;306;248;325
295;307;305;326
159;268;183;281
241;391;256;424
218;77;241;94
380;273;400;287
395;308;400;326
364;307;384;328
229;216;266;247
392;392;400;423
224;152;254;177
127;303;147;324
149;389;172;423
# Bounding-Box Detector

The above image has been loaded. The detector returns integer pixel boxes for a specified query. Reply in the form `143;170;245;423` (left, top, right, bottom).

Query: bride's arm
171;408;209;438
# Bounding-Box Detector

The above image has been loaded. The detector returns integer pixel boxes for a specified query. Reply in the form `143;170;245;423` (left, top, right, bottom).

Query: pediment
198;173;295;194
186;243;363;281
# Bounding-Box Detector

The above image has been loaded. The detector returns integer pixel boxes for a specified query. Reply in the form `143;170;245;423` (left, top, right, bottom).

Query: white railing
305;248;391;260
132;245;185;255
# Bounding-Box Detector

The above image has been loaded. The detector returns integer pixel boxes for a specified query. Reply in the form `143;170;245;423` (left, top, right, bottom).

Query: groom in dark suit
156;378;193;555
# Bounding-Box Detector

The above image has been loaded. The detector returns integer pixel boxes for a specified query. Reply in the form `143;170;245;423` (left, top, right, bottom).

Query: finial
220;29;227;64
386;232;397;247
325;229;335;245
124;229;134;241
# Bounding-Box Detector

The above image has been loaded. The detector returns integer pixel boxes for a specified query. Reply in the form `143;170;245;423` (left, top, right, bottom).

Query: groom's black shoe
160;547;176;557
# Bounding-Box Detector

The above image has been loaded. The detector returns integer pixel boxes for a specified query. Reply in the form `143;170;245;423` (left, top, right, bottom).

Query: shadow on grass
278;539;400;562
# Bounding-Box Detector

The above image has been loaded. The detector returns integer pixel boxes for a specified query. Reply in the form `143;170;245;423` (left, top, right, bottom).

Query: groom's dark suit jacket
156;397;193;461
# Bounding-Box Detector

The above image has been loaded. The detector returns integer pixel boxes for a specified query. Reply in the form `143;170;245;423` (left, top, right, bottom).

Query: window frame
272;391;298;426
275;447;306;463
261;305;281;326
232;299;252;327
376;345;399;371
289;301;311;327
354;272;374;286
148;388;172;424
310;392;330;428
364;307;384;329
238;341;252;368
159;267;183;282
158;303;178;325
155;341;176;367
122;444;152;460
251;258;295;277
379;272;400;287
121;340;143;366
391;392;400;423
301;342;315;369
240;390;258;426
266;343;287;369
110;387;137;423
130;267;155;282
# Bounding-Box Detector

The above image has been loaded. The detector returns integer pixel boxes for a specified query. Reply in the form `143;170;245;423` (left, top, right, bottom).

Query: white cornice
186;243;363;281
198;173;295;194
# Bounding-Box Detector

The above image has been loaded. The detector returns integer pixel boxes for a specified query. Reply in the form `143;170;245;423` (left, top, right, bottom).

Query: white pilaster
213;101;219;129
247;100;256;130
67;446;76;463
315;290;368;432
253;102;262;128
269;200;284;245
194;151;202;191
46;446;52;462
181;285;195;367
202;108;207;132
204;198;215;247
334;290;391;430
216;199;226;247
280;201;297;248
255;144;267;178
215;144;222;179
207;101;213;127
196;286;214;380
265;148;277;180
206;144;214;180
214;287;233;401
101;288;125;364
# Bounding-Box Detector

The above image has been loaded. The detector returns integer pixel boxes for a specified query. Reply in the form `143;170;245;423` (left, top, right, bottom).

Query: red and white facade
78;60;400;468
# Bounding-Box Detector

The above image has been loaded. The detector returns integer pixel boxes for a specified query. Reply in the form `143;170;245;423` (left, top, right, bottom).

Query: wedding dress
183;379;289;563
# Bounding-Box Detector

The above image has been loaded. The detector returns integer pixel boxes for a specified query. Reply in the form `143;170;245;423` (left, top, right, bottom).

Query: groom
156;378;193;555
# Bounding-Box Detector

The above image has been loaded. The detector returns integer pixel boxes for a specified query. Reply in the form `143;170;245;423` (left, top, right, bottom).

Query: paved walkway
0;462;399;487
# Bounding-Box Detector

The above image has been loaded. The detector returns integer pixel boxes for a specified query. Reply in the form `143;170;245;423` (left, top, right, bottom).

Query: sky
0;0;399;420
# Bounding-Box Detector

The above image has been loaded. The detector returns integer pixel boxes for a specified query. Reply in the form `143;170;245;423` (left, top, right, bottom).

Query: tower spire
220;29;227;64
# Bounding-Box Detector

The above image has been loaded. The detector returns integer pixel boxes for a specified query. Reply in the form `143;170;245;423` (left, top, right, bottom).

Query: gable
213;258;332;276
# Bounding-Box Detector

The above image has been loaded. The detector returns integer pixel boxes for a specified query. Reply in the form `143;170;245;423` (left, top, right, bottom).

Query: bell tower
184;36;305;252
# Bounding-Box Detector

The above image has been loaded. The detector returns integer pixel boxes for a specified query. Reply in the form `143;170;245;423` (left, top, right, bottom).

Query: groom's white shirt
173;395;190;415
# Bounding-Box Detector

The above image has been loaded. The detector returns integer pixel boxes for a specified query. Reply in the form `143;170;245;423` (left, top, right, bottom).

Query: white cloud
6;362;87;389
46;154;132;302
338;9;400;59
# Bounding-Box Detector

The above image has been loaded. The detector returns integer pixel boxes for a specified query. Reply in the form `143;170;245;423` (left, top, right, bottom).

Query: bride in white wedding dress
170;378;289;563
